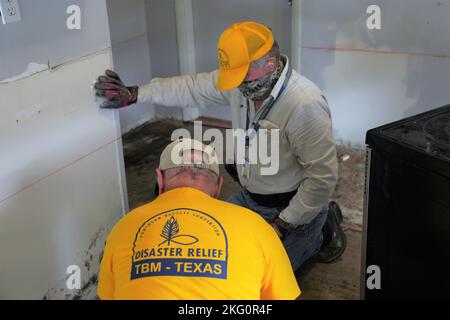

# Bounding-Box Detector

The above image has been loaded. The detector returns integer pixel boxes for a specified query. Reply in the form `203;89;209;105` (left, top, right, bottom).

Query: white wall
145;0;183;121
0;0;126;299
301;0;450;147
107;0;156;133
0;0;111;80
107;0;184;132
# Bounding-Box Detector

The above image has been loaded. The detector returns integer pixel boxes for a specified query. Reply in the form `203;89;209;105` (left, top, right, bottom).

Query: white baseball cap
159;138;220;176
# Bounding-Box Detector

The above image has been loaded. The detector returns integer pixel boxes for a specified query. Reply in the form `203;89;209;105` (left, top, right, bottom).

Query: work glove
274;217;305;238
95;69;138;109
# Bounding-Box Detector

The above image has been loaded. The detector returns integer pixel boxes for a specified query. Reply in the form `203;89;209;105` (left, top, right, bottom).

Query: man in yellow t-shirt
97;138;300;300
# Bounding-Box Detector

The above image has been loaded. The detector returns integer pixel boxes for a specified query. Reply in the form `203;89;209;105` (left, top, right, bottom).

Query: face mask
238;60;284;101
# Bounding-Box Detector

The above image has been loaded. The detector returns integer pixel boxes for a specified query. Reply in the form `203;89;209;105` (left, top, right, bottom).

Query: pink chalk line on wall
0;137;122;206
303;43;450;59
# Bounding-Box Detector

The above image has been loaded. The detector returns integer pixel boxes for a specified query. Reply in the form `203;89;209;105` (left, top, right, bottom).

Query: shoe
317;201;347;263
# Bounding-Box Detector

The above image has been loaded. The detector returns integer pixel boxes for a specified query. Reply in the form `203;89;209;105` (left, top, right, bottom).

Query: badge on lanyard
241;133;254;180
241;63;291;181
242;159;251;180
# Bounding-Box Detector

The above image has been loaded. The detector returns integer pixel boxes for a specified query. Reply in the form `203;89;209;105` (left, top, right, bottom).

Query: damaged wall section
0;0;126;299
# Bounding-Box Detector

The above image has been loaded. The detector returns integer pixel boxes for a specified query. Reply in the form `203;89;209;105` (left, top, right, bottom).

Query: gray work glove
95;69;138;109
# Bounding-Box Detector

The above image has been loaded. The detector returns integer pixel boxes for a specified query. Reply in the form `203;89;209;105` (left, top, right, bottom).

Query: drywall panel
301;0;450;146
0;50;126;299
0;0;111;81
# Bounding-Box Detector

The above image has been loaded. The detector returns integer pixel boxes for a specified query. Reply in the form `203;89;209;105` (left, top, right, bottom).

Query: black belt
225;163;297;208
246;189;297;208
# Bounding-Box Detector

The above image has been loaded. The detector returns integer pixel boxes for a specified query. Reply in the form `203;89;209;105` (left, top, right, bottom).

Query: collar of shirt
252;54;290;119
270;54;290;101
156;187;211;202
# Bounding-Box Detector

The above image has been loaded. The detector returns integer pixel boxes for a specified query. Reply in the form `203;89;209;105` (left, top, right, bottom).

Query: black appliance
361;104;450;299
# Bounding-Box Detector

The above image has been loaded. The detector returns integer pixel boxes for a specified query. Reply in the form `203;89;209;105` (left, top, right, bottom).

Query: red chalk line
0;137;122;206
303;45;450;58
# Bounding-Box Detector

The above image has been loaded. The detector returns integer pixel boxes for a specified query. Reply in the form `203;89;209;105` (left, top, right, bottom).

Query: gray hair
163;166;218;183
250;41;281;69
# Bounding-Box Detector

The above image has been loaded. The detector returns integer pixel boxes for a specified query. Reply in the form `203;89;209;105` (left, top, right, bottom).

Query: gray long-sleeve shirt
138;56;338;226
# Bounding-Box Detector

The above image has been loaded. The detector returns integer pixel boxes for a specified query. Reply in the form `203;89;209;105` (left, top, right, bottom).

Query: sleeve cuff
279;204;319;227
137;83;151;104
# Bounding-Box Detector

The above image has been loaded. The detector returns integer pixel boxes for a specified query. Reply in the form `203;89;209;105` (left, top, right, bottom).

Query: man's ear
265;56;277;72
214;176;224;199
156;169;164;195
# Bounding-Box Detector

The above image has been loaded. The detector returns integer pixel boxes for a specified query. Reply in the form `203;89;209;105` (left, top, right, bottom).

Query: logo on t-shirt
158;216;198;247
131;208;228;280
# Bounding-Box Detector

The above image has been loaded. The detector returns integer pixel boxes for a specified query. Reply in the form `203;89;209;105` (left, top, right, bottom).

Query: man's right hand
95;70;139;109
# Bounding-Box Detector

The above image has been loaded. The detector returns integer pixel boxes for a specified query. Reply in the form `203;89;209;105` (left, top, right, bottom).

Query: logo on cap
218;49;230;69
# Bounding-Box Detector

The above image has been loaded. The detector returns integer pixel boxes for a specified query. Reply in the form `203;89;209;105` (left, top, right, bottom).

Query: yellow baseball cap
216;22;274;91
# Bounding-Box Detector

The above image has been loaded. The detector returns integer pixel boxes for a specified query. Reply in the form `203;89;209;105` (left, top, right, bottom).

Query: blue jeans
227;189;328;272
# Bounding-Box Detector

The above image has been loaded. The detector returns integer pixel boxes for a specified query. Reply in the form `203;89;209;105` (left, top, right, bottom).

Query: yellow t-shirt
97;187;300;300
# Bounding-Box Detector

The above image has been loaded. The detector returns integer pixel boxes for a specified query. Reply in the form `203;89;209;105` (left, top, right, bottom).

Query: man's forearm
137;71;230;108
279;145;338;226
95;69;230;109
281;99;338;226
278;184;332;226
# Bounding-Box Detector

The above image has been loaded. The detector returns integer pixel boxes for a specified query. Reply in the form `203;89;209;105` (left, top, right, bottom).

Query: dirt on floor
122;119;363;299
123;119;365;226
331;146;365;226
296;229;361;300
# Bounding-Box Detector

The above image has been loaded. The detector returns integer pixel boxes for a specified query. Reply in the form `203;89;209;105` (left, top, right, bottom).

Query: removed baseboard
193;116;232;129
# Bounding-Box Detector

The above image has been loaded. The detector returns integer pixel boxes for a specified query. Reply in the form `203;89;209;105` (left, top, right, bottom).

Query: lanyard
245;64;292;150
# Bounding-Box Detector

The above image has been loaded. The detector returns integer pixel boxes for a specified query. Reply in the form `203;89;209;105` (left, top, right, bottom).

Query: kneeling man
98;138;300;300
